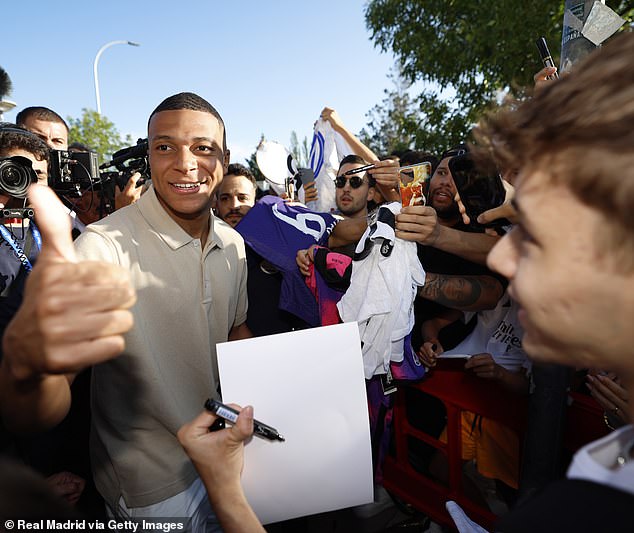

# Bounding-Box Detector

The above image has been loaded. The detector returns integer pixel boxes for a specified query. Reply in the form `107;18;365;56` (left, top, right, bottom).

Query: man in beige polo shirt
73;93;250;529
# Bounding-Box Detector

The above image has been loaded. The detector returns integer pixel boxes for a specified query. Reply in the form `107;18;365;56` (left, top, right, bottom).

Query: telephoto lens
0;156;38;198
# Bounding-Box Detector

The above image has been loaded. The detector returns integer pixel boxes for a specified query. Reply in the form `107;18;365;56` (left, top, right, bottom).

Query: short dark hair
339;154;367;170
16;106;69;134
68;141;91;153
338;154;375;187
148;92;226;151
226;163;256;186
0;123;50;162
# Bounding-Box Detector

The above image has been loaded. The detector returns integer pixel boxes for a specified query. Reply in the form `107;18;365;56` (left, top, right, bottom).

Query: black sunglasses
335;175;365;189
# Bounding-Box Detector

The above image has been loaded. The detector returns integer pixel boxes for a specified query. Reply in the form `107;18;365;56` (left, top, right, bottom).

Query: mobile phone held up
448;154;509;230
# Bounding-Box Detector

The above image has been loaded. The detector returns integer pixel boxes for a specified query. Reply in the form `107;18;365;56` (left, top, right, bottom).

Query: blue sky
2;0;401;163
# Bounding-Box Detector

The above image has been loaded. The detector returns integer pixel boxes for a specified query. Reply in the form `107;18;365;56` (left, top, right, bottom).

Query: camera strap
0;222;42;273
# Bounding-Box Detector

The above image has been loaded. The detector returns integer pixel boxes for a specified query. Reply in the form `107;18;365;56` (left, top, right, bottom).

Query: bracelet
603;410;625;429
603;411;616;431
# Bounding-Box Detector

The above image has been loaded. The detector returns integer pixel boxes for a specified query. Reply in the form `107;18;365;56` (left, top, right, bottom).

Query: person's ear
223;149;230;174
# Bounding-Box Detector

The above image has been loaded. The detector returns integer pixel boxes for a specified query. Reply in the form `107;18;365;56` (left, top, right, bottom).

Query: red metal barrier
382;360;608;530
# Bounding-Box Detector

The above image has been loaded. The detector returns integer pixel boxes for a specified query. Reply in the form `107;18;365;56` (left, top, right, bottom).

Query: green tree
360;68;430;155
364;0;633;151
67;108;133;164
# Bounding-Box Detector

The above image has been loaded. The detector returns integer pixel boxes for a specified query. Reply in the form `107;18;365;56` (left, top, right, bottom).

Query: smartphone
448;154;509;228
399;162;431;206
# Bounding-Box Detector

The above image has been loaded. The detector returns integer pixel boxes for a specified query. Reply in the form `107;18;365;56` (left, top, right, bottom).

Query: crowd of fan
0;31;633;533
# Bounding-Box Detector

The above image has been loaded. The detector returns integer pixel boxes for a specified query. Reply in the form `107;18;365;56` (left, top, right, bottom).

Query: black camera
48;150;100;197
100;138;149;186
98;138;150;211
0;156;38;199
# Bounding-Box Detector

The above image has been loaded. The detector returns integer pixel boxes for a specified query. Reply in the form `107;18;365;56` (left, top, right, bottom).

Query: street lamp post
93;40;140;115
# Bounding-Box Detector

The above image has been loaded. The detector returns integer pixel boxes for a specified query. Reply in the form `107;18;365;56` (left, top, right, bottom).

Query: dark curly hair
0;124;50;162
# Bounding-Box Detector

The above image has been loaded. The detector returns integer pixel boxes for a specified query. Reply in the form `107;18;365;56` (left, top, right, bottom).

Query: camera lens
0;156;38;198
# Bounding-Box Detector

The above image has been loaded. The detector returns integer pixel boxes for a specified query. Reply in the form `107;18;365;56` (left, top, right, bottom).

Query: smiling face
216;174;256;227
428;157;459;221
148;109;229;235
487;168;634;374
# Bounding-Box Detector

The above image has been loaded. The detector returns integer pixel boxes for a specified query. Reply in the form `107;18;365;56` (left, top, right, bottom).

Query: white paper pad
216;322;373;524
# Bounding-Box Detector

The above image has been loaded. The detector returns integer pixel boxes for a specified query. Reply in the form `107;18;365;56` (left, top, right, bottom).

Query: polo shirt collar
137;185;226;251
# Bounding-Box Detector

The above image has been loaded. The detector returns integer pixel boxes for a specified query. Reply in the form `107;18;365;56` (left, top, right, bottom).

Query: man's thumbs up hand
2;185;136;381
29;185;77;263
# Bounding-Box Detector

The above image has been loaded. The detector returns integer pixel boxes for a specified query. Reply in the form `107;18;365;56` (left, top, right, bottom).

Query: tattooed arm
419;272;503;312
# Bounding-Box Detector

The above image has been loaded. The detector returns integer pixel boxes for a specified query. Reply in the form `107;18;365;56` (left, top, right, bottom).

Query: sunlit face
487;169;634;374
428;157;459;220
148;109;229;229
20;117;68;150
216;174;256;227
335;162;374;219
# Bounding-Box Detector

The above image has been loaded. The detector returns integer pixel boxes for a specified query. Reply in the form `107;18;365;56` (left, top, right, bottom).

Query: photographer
0;125;49;320
16;107;68;152
66;143;145;227
0;125;92;506
17;106;144;227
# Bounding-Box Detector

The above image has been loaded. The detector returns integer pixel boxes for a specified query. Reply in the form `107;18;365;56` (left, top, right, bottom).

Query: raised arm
419;272;504;312
321;107;378;163
0;186;135;433
396;205;499;265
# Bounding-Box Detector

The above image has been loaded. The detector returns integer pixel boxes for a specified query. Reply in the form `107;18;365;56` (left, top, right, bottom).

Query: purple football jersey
236;196;337;326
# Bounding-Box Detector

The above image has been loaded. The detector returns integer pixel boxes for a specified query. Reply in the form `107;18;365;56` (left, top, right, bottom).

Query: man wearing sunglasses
334;154;376;220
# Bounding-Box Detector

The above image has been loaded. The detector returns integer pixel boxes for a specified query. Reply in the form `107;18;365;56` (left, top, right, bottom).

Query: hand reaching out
587;371;630;425
46;471;86;506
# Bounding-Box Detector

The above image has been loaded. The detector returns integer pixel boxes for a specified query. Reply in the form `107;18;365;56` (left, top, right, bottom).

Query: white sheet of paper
217;322;373;524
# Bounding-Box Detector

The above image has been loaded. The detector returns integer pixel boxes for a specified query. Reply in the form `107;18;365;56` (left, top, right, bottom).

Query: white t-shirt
442;292;530;373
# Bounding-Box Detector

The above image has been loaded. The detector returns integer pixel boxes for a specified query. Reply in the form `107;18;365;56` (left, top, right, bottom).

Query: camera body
0;155;38;199
49;139;150;219
98;138;150;212
48;150;100;197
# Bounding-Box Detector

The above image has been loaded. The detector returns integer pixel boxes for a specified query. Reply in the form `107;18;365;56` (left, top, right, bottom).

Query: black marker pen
204;399;285;442
536;37;559;80
344;163;376;175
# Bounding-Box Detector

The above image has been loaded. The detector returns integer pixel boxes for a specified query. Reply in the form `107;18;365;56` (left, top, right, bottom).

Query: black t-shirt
245;245;309;337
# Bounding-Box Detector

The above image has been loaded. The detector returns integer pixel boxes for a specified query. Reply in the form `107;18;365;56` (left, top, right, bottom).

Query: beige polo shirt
74;186;247;509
